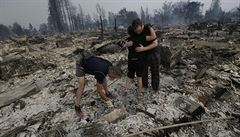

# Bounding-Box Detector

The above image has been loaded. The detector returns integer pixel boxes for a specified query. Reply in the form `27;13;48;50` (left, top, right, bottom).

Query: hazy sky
0;0;239;28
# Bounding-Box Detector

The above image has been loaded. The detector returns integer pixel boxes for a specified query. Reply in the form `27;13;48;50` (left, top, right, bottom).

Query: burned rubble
0;21;240;137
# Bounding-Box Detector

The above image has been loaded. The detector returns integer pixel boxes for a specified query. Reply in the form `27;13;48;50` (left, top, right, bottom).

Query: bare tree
12;22;25;36
63;0;73;31
162;2;173;25
85;13;92;31
140;6;146;23
205;0;223;21
116;8;139;27
145;7;151;24
96;3;106;40
114;18;117;32
0;24;11;40
78;4;85;31
48;0;65;32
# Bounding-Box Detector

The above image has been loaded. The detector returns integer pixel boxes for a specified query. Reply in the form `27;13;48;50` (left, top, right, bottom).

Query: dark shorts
75;50;95;77
127;60;143;79
75;54;85;77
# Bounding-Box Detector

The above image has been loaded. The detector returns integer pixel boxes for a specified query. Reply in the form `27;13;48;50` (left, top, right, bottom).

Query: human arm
74;77;85;118
145;27;157;41
135;39;158;52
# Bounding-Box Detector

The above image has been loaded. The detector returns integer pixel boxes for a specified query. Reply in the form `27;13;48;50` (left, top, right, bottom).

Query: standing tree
114;18;117;32
96;3;106;40
205;0;223;21
48;0;65;32
116;8;139;27
184;1;203;24
145;7;151;24
85;13;93;31
11;22;25;36
78;4;85;31
39;23;49;34
108;12;115;27
140;6;146;23
0;24;11;40
162;2;173;25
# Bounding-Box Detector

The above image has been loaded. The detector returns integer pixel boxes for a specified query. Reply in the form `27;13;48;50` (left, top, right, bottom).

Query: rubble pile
0;22;240;137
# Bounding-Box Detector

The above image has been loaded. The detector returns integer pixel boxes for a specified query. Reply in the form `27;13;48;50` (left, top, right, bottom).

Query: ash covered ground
0;22;240;137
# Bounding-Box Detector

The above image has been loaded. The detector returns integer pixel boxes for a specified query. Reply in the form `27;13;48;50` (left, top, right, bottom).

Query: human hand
135;44;145;52
75;105;84;118
124;41;133;47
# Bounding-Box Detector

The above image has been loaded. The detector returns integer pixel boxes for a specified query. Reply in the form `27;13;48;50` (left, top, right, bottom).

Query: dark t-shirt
127;24;157;60
126;36;142;60
82;56;112;83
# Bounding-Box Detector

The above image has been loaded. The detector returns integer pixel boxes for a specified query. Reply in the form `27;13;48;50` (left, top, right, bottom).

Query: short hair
131;18;143;30
109;66;124;77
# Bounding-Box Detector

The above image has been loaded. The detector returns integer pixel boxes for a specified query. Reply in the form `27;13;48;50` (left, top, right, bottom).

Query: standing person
74;50;123;118
128;18;160;92
124;39;143;97
124;25;157;96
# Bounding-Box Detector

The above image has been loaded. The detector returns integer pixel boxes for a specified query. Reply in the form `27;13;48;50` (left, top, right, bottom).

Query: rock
169;132;178;137
159;42;183;69
27;122;42;132
146;108;156;115
13;100;26;111
98;105;128;123
18;132;28;137
233;127;240;134
214;85;231;99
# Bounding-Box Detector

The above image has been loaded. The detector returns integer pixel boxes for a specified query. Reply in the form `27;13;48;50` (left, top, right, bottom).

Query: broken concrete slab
0;53;56;80
91;40;124;54
0;52;23;64
56;37;73;48
9;37;28;45
0;125;27;137
27;36;46;44
97;105;128;123
174;96;205;116
0;79;49;108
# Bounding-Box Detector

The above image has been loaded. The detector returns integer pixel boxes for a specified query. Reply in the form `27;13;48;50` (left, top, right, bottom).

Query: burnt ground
0;22;240;137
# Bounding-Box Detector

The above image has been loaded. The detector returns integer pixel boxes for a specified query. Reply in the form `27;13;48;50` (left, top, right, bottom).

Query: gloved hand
75;105;84;118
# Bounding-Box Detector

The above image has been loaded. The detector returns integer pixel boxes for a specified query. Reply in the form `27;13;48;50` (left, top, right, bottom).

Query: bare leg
136;77;143;96
96;83;110;101
125;78;133;94
75;77;85;107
